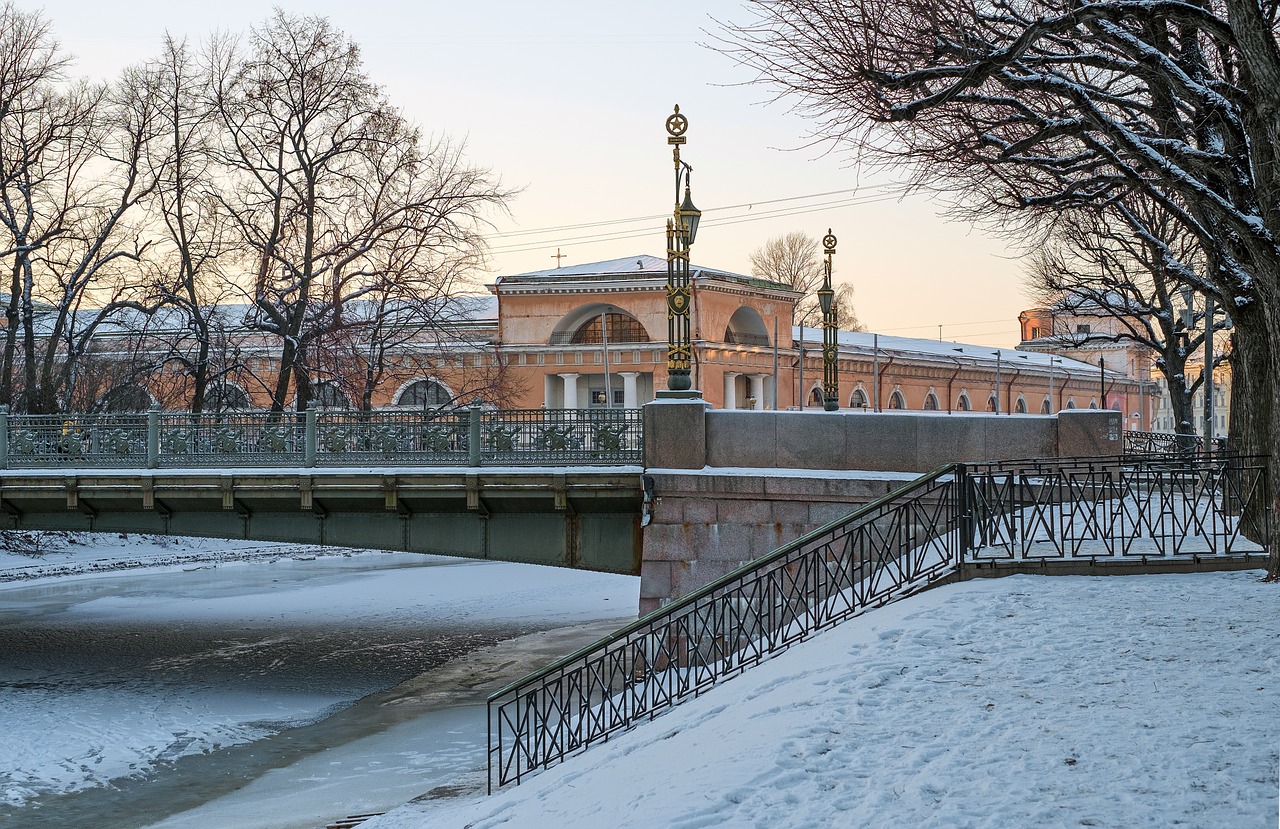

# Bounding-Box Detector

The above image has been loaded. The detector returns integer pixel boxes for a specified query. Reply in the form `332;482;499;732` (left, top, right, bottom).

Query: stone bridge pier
637;400;1123;614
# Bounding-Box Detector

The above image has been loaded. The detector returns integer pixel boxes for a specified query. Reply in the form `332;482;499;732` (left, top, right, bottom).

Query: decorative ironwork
488;466;965;791
664;104;698;392
0;408;643;469
1125;429;1203;455
965;454;1269;560
819;228;839;411
487;451;1271;792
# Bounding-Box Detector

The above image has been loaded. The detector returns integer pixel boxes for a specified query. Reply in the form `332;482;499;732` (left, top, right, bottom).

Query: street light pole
819;230;839;412
662;105;700;396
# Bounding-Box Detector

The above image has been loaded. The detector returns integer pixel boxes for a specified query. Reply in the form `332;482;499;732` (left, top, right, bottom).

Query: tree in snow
724;0;1280;576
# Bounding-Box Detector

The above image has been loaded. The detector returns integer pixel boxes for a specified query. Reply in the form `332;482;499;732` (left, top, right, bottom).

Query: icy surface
369;571;1279;829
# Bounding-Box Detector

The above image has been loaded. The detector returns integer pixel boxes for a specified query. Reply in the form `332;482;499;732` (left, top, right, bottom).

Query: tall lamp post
819;230;839;411
662;105;701;395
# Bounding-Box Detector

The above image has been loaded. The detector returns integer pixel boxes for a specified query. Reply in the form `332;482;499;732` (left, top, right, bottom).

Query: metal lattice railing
488;448;1272;792
487;466;965;791
966;454;1270;561
1125;429;1204;455
0;406;643;469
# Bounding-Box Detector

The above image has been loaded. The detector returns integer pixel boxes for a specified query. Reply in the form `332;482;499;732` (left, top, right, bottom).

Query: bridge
0;401;1205;606
0;404;645;574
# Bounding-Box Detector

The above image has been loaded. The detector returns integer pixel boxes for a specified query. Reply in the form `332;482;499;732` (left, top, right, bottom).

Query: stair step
325;814;383;829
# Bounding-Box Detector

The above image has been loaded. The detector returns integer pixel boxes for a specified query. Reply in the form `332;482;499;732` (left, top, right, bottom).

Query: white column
543;374;557;409
749;374;766;410
619;372;640;408
559;373;580;409
723;372;739;410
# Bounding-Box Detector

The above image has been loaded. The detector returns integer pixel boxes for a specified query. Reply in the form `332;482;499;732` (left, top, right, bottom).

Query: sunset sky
29;0;1032;346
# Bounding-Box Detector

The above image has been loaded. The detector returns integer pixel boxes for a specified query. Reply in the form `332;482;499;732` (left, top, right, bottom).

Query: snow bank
371;571;1279;829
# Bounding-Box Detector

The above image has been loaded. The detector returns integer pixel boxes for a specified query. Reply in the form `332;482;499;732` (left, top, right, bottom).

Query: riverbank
0;533;639;828
368;570;1280;829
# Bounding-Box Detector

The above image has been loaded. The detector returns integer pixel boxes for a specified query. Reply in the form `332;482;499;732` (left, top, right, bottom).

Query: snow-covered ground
370;570;1279;829
0;534;639;828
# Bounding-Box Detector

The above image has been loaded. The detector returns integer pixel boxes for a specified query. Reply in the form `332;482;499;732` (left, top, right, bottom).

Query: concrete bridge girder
0;469;645;576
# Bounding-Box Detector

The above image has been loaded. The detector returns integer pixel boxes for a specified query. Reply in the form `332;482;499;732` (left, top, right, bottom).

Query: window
986;395;998;412
888;390;905;409
396;379;453;408
850;388;868;408
957;394;971;411
570;313;650;344
1076;324;1091;335
923;393;939;411
1015;397;1027;414
312;382;349;409
207;383;251;412
1041;398;1051;414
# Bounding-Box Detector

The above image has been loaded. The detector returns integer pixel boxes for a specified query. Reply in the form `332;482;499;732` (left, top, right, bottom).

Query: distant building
66;255;1145;421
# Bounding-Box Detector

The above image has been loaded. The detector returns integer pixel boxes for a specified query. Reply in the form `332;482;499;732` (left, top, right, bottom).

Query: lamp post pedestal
656;389;703;401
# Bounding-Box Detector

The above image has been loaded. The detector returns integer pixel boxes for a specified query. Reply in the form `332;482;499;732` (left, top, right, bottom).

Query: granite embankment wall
638;403;1123;612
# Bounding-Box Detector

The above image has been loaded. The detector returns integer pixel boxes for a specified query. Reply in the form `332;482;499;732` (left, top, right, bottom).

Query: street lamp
819;229;839;411
663;104;700;394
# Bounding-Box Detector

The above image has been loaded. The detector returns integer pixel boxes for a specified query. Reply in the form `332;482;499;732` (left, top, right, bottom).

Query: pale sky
30;0;1032;347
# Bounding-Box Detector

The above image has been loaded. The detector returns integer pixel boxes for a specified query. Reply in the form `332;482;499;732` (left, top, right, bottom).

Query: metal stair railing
487;464;966;791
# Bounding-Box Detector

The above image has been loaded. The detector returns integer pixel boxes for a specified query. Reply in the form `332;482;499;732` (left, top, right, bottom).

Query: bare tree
724;0;1280;576
0;6;160;413
208;11;509;413
1028;202;1229;439
750;231;864;330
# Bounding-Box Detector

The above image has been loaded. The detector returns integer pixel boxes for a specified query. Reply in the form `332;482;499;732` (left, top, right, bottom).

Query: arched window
1015;397;1027;414
986;395;998;412
312;382;349;409
93;384;152;413
724;306;771;347
395;379;454;408
956;393;972;412
888;390;905;409
570;312;650;344
923;392;939;411
1066;398;1077;410
1040;398;1051;414
1089;399;1099;409
849;388;868;408
208;382;252;412
809;386;824;406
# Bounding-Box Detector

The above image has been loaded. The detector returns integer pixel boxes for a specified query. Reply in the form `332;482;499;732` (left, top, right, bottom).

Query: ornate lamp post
663;105;701;394
819;229;839;411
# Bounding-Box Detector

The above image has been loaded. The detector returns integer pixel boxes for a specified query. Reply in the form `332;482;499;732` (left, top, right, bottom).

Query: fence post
304;404;317;468
0;405;8;470
146;404;160;469
469;400;482;467
956;463;971;578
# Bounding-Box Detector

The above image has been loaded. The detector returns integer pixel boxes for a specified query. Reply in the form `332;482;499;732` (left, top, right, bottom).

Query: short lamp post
819;230;839;411
663;104;701;394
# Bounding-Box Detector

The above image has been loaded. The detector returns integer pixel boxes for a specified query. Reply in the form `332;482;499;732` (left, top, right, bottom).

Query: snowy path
374;571;1279;829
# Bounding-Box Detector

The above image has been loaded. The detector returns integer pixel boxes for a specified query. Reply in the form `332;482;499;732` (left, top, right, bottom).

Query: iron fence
965;453;1270;561
487;465;964;791
488;445;1272;792
0;405;643;469
1125;429;1203;455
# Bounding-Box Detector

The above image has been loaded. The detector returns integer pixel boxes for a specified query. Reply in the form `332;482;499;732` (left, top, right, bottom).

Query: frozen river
0;547;638;829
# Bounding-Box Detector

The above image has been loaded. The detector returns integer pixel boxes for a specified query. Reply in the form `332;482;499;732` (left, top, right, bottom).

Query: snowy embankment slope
371;571;1279;829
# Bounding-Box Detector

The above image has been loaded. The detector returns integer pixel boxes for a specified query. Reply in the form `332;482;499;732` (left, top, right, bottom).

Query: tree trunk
1226;300;1279;577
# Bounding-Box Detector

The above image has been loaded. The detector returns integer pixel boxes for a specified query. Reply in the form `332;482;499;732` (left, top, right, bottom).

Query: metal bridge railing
488;444;1271;792
0;405;643;469
487;465;965;791
1125;429;1205;455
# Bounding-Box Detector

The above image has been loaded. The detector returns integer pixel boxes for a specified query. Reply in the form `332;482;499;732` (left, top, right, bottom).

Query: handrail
487;463;959;700
487;449;1272;791
487;463;965;790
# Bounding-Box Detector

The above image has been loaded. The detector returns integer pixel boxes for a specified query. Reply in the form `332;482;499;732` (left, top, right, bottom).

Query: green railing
0;405;643;469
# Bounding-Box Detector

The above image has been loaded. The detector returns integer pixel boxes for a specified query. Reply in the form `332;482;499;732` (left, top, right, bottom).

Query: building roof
494;254;799;295
794;327;1116;376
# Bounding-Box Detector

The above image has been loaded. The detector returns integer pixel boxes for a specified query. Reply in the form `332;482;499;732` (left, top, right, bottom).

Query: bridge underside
0;469;644;575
